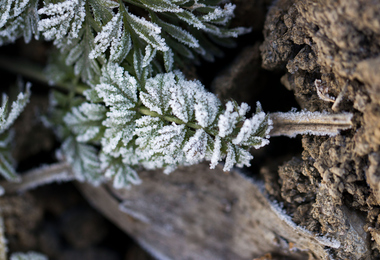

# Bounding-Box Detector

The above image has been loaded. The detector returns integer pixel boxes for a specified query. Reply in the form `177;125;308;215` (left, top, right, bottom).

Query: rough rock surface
260;0;380;258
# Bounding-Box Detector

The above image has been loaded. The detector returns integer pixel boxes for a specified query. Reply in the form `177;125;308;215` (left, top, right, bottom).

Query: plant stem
0;56;86;95
269;111;353;137
0;162;75;193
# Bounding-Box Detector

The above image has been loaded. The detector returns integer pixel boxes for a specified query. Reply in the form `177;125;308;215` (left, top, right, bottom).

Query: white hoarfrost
140;73;175;115
95;63;138;156
90;13;123;59
194;91;221;128
38;0;86;47
0;82;31;134
199;3;236;25
183;129;208;164
64;102;106;142
10;251;48;260
0;0;39;45
218;101;239;138
125;11;168;52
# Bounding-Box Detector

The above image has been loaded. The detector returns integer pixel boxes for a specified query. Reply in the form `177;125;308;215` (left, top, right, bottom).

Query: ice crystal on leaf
94;63;138;156
38;0;86;47
0;83;31;184
1;0;272;189
10;251;48;260
59;136;103;185
0;83;31;134
0;0;39;45
183;129;210;164
100;153;141;189
63;102;106;142
140;73;174;115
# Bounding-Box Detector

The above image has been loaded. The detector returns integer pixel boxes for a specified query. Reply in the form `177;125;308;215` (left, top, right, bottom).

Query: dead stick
0;162;75;194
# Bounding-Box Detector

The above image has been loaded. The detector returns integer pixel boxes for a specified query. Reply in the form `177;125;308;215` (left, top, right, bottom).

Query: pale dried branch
269;111;353;137
0;162;74;194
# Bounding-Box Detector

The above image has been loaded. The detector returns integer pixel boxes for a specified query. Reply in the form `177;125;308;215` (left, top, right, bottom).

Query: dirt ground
1;0;380;259
259;0;380;259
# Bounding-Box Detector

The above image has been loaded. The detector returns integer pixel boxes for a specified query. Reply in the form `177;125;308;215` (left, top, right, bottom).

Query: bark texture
78;163;346;260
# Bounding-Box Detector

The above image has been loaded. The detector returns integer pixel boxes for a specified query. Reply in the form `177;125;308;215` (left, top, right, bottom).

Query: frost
174;10;205;30
234;146;253;167
64;102;106;142
124;10;168;52
139;0;182;12
0;82;31;134
38;0;86;47
101;109;136;156
223;143;236;171
209;135;222;169
90;13;123;59
154;15;199;48
232;110;266;145
183;129;208;163
199;3;236;25
194;91;221;128
270;200;341;249
100;153;141;189
140;73;175;115
169;77;204;123
218;101;239;137
0;82;31;183
163;48;174;72
270;110;352;137
10;251;48;260
95;63;138;156
0;131;18;181
0;0;39;45
142;44;157;68
59;136;103;185
96;63;138;109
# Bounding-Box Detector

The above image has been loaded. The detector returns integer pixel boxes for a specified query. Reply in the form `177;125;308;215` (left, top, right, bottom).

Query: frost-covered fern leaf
0;131;19;182
134;71;271;172
38;0;86;48
0;82;31;134
86;0;249;70
0;83;31;182
64;102;106;143
38;0;115;82
59;136;103;185
10;251;48;260
89;12;132;63
0;0;39;45
100;153;141;189
93;63;138;156
140;73;175;115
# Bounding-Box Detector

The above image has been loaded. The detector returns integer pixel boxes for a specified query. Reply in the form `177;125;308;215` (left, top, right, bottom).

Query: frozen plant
0;82;31;194
10;252;48;260
0;0;352;192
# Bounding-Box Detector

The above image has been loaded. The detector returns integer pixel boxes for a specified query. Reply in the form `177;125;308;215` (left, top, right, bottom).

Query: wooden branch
269;111;353;137
0;162;75;194
77;163;353;260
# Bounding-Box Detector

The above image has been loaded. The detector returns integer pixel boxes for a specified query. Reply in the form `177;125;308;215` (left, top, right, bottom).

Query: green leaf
64;102;107;143
154;15;199;48
173;10;205;29
142;45;157;68
121;5;168;51
163;48;173;71
100;153;141;189
138;0;182;12
0;82;31;135
59;136;103;185
0;131;19;182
